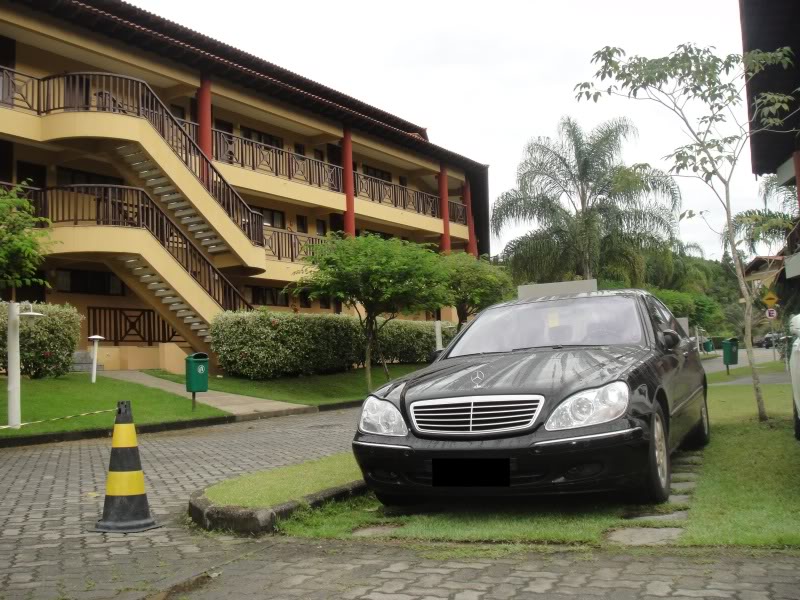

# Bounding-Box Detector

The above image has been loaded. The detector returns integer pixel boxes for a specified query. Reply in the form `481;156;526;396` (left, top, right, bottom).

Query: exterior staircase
115;143;231;256
114;255;213;344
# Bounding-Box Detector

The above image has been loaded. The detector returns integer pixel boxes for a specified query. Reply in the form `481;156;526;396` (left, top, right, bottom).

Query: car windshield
447;296;644;357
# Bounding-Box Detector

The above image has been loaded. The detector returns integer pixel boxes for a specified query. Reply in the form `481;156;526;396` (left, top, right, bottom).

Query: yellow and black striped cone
95;401;158;533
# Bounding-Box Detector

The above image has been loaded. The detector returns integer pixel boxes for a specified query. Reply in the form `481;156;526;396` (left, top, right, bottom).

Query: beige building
0;0;490;370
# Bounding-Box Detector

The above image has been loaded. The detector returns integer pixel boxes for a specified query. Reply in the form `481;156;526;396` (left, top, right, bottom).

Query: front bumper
352;422;648;497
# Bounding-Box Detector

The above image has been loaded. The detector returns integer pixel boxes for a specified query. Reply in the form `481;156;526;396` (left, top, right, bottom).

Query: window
170;104;186;120
54;269;124;296
319;296;331;309
294;143;306;156
363;164;392;182
398;175;408;188
299;292;312;308
645;297;687;341
448;296;644;358
296;215;308;233
253;207;285;229
249;286;289;307
241;126;283;149
56;167;124;187
315;219;327;236
214;119;233;134
314;149;325;161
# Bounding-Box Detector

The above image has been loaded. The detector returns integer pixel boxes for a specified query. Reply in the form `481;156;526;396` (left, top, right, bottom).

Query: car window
645;297;688;340
447;296;644;358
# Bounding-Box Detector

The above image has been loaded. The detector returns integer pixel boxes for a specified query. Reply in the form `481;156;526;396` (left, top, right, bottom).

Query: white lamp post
88;334;105;383
6;301;43;429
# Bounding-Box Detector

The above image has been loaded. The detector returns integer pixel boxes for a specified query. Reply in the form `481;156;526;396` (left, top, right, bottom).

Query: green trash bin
721;338;739;371
185;353;209;410
703;339;714;353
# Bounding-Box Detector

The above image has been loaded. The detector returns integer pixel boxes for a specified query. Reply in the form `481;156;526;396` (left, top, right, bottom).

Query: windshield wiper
512;344;604;352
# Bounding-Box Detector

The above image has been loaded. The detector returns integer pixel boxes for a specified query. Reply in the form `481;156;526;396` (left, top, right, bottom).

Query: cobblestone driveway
0;409;358;600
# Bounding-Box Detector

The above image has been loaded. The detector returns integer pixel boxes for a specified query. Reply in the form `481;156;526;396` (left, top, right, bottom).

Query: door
0;35;15;106
214;119;234;163
16;161;46;188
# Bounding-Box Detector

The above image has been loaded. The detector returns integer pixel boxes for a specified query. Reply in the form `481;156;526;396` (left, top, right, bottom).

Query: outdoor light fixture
6;301;44;429
88;334;105;384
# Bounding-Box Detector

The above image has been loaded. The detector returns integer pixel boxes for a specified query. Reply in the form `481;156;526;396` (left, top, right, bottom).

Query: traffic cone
95;401;158;533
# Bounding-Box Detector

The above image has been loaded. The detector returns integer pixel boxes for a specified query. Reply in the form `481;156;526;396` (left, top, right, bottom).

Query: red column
342;126;356;236
794;151;800;215
439;163;451;253
197;75;213;159
464;179;478;257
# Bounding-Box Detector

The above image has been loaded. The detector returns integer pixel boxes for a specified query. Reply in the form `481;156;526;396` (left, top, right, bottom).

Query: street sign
763;291;779;308
766;308;778;320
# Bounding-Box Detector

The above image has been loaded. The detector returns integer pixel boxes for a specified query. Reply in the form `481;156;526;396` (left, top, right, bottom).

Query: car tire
374;492;423;507
794;402;800;441
640;403;671;504
683;392;711;449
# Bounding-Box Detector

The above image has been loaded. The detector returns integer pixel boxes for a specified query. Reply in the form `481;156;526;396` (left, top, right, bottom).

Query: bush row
0;302;82;378
210;309;456;380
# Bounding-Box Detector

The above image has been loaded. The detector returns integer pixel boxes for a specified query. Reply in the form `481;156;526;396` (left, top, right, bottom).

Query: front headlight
359;396;409;436
545;381;629;431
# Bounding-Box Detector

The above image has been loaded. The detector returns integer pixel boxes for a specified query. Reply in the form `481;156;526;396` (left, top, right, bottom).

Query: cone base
95;517;160;534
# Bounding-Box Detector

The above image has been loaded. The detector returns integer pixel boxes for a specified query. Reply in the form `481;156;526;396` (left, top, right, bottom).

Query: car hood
378;345;650;407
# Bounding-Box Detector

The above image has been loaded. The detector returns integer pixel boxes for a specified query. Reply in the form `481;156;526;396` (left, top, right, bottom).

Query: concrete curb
188;479;367;535
0;405;319;448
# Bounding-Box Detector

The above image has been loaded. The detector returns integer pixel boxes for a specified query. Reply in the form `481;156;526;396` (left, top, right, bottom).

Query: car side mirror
662;330;681;350
428;349;443;363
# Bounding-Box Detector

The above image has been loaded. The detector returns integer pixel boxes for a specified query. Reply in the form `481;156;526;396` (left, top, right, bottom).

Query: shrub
211;309;455;380
0;302;82;378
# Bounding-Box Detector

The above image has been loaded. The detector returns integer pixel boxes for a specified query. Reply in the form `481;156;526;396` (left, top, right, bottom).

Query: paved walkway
0;408;358;599
701;347;775;374
179;538;800;600
101;370;314;418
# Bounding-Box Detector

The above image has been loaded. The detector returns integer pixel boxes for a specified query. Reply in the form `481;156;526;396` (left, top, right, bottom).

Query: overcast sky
129;0;759;261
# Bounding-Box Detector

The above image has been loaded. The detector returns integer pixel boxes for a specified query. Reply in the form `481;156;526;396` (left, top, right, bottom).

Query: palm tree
492;116;680;284
730;174;797;255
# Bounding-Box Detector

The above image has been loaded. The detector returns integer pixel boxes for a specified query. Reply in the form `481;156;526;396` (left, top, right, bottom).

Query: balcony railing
264;226;325;262
0;67;264;246
212;129;343;192
88;307;184;345
354;172;442;220
3;182;250;312
448;200;467;225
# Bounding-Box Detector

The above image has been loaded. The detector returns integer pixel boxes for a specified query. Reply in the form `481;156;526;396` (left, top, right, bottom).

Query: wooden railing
264;227;325;262
88;307;184;345
14;183;250;312
448;200;467;225
354;172;440;219
211;129;343;192
7;69;265;246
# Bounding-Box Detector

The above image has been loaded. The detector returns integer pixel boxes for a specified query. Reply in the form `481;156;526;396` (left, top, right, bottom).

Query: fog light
564;462;603;480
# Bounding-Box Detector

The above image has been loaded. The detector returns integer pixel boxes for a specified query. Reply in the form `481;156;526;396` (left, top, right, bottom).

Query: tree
293;234;449;391
577;43;797;422
731;175;797;255
441;252;514;331
0;184;49;298
492;116;680;285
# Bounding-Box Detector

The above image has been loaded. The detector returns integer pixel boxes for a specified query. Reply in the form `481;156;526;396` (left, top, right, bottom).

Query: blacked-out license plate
432;458;510;487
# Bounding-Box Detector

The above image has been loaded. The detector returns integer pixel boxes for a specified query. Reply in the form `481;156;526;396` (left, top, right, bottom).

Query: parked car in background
788;315;800;440
758;333;780;348
353;290;709;506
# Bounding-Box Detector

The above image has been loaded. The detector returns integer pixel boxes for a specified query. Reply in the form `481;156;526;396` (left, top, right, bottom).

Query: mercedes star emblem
471;370;485;387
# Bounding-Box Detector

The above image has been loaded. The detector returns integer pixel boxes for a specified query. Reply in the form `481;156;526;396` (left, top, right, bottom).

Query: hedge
210;309;456;380
0;302;82;378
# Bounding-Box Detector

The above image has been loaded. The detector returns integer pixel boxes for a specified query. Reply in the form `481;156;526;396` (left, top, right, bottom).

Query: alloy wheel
654;415;668;488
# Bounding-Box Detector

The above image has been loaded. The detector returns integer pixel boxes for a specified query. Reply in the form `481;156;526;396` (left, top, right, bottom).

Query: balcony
177;120;467;225
264;226;325;263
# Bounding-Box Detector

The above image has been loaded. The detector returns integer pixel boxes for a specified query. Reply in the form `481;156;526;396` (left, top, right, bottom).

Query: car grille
410;395;545;436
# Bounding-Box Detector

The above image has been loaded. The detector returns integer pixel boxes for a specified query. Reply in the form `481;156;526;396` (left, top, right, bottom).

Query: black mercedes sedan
352;290;709;505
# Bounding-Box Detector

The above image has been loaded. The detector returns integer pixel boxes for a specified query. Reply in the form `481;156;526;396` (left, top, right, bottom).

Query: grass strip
0;373;226;438
204;452;362;508
144;363;427;407
705;360;785;384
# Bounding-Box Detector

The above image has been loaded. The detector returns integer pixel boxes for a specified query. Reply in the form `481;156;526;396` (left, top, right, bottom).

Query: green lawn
144;363;427;407
680;383;800;547
0;373;226;438
205;453;362;508
279;383;800;547
705;360;786;384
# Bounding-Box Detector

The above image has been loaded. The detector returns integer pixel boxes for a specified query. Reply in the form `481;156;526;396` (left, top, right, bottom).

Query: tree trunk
375;337;390;381
364;326;373;392
456;305;468;332
724;184;767;421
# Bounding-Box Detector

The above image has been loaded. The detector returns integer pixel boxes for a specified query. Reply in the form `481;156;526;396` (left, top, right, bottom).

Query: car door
652;298;704;443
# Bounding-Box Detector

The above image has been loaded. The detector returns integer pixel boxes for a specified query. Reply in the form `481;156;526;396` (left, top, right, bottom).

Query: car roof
490;288;651;310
